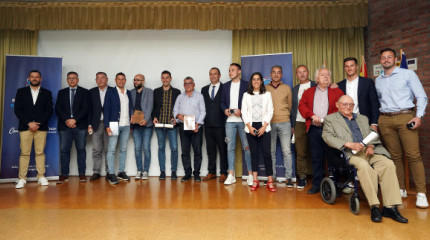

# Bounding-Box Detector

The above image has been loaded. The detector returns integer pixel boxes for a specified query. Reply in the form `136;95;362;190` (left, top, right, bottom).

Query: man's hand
66;119;77;128
106;127;113;136
291;127;295;136
28;122;40;132
370;125;378;132
365;145;375;156
139;120;147;126
311;115;322;127
225;109;232;117
130;116;136;124
408;117;422;129
344;142;364;152
193;123;199;133
234;109;241;117
176;114;184;122
170;118;176;126
330;83;339;89
153;117;158;124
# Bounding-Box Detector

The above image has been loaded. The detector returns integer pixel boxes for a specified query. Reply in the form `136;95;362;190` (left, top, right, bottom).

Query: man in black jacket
88;72;112;181
201;67;228;182
55;71;89;184
14;70;53;189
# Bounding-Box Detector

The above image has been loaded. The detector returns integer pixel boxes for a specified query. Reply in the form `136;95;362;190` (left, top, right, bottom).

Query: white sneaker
416;193;429;208
400;189;407;198
16;179;26;189
135;171;142;179
247;175;253;186
224;174;236;185
38;177;49;186
142;171;149;180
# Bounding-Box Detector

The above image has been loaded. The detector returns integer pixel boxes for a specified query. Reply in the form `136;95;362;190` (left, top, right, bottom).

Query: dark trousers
204;126;228;175
308;125;327;189
179;126;203;176
60;128;87;176
246;122;273;176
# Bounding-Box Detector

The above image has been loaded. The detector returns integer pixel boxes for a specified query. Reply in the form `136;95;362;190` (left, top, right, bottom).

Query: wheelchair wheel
320;177;336;204
349;195;360;215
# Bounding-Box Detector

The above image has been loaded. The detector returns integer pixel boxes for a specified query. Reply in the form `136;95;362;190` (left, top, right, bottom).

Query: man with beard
375;48;428;208
14;70;53;189
130;74;154;180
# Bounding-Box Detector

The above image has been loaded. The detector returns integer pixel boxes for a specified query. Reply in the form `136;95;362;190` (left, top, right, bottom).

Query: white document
352;131;378;154
291;133;295;144
155;123;174;128
109;122;119;136
184;115;196;130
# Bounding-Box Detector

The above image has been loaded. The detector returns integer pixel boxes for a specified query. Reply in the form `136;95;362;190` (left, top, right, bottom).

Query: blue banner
241;53;294;180
1;55;62;182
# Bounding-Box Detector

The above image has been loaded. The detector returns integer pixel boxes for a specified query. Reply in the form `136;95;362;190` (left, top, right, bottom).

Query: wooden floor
0;176;429;240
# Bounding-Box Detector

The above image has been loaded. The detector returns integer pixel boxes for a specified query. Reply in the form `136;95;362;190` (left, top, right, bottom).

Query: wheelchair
320;147;360;215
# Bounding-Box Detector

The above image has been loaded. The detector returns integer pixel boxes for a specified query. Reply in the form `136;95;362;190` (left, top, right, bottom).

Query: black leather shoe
194;175;201;182
370;207;382;222
307;186;320;194
171;171;177;180
90;173;101;181
382;206;408;223
181;175;191;182
159;171;166;180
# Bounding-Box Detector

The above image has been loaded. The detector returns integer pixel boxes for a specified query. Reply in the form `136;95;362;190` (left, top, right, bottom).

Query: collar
270;81;282;89
341;112;357;121
381;67;400;78
211;82;220;88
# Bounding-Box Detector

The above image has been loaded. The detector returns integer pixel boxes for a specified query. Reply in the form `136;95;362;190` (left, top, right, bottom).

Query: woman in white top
241;72;275;192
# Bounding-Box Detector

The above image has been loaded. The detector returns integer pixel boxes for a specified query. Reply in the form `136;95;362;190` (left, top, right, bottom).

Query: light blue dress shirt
173;90;206;125
375;67;427;117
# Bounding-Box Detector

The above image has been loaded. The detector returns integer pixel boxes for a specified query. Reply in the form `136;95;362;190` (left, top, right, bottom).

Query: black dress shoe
307;186;320;194
382;206;408;223
90;173;101;181
370;207;382;222
194;175;201;182
181;175;191;182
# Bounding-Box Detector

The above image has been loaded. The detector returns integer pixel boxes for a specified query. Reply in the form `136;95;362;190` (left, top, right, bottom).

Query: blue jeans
225;122;252;172
154;127;178;172
60;128;87;176
107;125;130;174
132;126;153;172
270;122;293;179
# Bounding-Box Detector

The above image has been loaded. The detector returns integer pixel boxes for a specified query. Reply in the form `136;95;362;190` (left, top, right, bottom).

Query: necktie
71;88;76;117
211;86;215;100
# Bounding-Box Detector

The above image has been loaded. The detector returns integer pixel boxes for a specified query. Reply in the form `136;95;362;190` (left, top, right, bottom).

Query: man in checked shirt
152;70;181;180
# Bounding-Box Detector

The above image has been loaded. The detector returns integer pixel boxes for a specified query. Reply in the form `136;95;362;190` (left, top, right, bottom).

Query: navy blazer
201;83;225;128
14;86;53;131
103;87;133;129
221;80;248;112
55;86;89;131
130;87;154;127
88;86;113;130
337;76;380;125
291;80;317;127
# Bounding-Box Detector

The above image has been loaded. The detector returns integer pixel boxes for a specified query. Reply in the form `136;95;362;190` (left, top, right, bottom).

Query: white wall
38;30;232;177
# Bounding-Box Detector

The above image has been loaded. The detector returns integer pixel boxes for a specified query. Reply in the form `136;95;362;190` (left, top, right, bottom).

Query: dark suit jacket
103;87;133;128
55;86;89;131
298;86;344;132
291;80;317;127
221;80;248;112
201;83;225;128
14;86;53;131
337;76;380;125
88;86;113;130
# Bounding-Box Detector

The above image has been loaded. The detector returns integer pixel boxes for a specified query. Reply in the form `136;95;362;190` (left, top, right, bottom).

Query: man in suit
291;65;316;189
152;70;181;180
322;95;408;223
201;67;228;182
337;57;379;131
55;71;89;184
88;72;112;181
298;68;344;194
130;73;153;180
14;70;53;189
221;63;253;185
104;72;134;185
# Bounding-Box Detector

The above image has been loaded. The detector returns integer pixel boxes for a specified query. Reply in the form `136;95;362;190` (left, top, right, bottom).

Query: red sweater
298;86;344;132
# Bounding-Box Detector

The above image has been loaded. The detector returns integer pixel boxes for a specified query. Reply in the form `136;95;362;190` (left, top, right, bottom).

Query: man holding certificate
173;77;206;182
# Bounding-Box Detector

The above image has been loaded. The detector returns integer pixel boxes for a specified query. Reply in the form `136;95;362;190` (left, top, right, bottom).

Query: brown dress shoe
219;174;227;182
79;175;87;182
203;173;217;181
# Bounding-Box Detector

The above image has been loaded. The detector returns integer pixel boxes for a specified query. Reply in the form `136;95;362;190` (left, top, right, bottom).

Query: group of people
13;47;428;223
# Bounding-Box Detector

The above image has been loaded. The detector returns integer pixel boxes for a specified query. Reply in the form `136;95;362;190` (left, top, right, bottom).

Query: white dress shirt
346;76;359;113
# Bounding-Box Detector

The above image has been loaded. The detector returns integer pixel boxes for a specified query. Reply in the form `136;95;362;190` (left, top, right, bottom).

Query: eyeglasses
339;103;355;107
67;77;78;80
134;79;144;82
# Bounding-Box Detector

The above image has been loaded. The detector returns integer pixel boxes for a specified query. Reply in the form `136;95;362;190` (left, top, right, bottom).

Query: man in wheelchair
322;95;407;223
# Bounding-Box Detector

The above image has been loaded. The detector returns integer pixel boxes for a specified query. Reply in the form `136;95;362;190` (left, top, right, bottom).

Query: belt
380;109;413;117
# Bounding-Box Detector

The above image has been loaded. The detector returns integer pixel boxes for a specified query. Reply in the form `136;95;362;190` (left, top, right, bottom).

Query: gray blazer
130;87;154;127
291;80;316;127
322;111;390;159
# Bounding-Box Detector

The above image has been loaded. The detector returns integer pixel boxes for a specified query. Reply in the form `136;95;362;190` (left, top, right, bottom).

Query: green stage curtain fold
0;30;38;167
232;28;365;85
0;1;368;31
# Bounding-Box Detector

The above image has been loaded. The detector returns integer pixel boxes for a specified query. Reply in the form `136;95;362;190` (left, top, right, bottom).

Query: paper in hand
184;115;195;130
352;131;378;154
109;122;119;136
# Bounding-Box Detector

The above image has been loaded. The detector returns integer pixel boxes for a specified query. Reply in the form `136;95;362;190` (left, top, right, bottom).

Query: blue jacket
103;87;133;128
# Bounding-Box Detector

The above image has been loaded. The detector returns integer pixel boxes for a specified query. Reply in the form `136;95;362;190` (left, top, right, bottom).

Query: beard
134;84;143;90
30;81;41;87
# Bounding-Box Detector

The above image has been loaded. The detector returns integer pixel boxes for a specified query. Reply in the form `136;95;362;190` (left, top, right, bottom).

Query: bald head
336;95;355;118
133;74;145;90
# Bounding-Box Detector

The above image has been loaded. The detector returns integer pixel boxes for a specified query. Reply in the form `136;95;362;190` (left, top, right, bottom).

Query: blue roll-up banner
241;53;295;181
1;55;62;182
